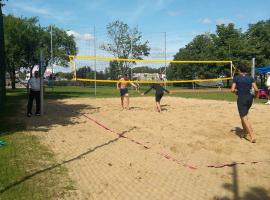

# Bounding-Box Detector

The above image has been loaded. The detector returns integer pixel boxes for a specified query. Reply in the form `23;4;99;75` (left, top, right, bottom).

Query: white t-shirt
28;77;40;91
266;76;270;87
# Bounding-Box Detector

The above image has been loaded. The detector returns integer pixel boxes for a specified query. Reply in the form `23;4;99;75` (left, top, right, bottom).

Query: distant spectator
265;72;270;105
48;74;53;87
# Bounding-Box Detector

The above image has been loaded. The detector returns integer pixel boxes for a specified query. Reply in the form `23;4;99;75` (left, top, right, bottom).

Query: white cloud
129;3;148;23
151;47;164;52
200;18;212;24
108;0;173;24
168;11;180;17
67;30;94;41
85;0;106;10
149;52;175;59
156;0;165;8
191;31;205;36
216;18;234;25
20;5;50;15
10;2;74;23
236;14;244;20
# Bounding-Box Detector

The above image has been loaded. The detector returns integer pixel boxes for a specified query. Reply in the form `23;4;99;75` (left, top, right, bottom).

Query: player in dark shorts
120;88;128;96
231;64;258;143
141;83;171;112
117;74;138;109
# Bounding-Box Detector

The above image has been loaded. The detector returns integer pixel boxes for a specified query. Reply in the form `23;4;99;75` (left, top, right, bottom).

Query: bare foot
246;135;256;143
251;139;256;143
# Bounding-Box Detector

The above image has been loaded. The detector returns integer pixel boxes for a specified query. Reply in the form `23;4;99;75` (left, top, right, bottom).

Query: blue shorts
237;95;253;117
120;88;128;96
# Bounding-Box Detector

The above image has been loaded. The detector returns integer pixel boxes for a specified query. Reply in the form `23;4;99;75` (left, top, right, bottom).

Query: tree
132;66;159;73
55;72;72;80
107;61;121;80
41;25;77;71
0;0;6;109
101;20;150;75
245;19;270;67
76;66;94;78
213;23;248;66
167;23;253;83
4;15;29;88
167;33;218;81
3;15;77;89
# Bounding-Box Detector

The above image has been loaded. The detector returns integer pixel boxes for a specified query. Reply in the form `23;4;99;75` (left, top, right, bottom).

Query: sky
3;0;270;70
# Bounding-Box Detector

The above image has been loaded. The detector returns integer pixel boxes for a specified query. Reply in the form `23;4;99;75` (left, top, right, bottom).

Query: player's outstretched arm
231;83;236;94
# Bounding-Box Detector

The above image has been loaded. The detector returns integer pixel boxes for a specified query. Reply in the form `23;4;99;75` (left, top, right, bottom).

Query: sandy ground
25;97;270;200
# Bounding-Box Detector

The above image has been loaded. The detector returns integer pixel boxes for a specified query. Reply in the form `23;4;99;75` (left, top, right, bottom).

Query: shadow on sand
0;126;136;194
214;165;270;200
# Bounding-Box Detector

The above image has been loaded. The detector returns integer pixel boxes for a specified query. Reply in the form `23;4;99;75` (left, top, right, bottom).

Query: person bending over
141;83;171;112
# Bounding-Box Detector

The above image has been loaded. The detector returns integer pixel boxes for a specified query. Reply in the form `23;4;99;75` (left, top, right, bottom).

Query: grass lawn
0;89;75;200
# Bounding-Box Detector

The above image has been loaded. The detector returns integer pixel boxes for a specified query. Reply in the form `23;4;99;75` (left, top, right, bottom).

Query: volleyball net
69;55;235;86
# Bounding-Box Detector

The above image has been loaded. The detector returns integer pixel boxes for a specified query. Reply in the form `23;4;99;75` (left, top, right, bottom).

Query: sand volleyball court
25;97;270;200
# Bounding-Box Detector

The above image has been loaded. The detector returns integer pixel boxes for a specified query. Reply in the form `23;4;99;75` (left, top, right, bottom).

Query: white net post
50;25;54;91
40;51;44;116
251;58;255;79
164;31;167;88
94;26;97;96
230;61;233;78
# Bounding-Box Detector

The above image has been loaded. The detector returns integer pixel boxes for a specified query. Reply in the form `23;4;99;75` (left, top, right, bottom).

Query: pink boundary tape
69;110;270;170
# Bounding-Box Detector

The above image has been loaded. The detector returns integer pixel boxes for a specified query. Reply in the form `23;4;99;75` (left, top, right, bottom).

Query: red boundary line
69;109;270;170
81;113;197;169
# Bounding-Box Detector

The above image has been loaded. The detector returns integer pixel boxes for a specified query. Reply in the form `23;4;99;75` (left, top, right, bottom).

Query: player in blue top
231;64;258;143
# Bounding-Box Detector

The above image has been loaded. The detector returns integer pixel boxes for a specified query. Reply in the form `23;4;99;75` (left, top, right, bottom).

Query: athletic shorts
268;89;270;96
120;88;128;96
237;95;253;117
155;93;164;102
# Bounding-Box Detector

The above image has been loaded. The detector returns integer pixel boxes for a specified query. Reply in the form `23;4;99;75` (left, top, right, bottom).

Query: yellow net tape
75;77;232;84
69;55;233;84
69;55;232;64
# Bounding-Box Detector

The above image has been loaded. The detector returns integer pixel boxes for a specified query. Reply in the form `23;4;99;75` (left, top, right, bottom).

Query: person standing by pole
27;71;41;117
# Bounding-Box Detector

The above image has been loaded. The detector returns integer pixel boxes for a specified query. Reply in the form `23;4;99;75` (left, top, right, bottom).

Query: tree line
167;20;270;81
4;14;77;88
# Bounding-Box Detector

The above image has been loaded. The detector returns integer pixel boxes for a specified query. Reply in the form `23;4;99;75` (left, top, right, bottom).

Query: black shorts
155;93;164;102
120;88;128;96
237;95;253;117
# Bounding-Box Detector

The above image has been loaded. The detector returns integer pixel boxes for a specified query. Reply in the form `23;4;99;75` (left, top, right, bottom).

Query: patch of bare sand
26;97;270;200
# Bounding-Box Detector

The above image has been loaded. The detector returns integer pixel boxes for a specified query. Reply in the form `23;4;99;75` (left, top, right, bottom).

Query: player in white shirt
265;72;270;105
27;71;41;117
